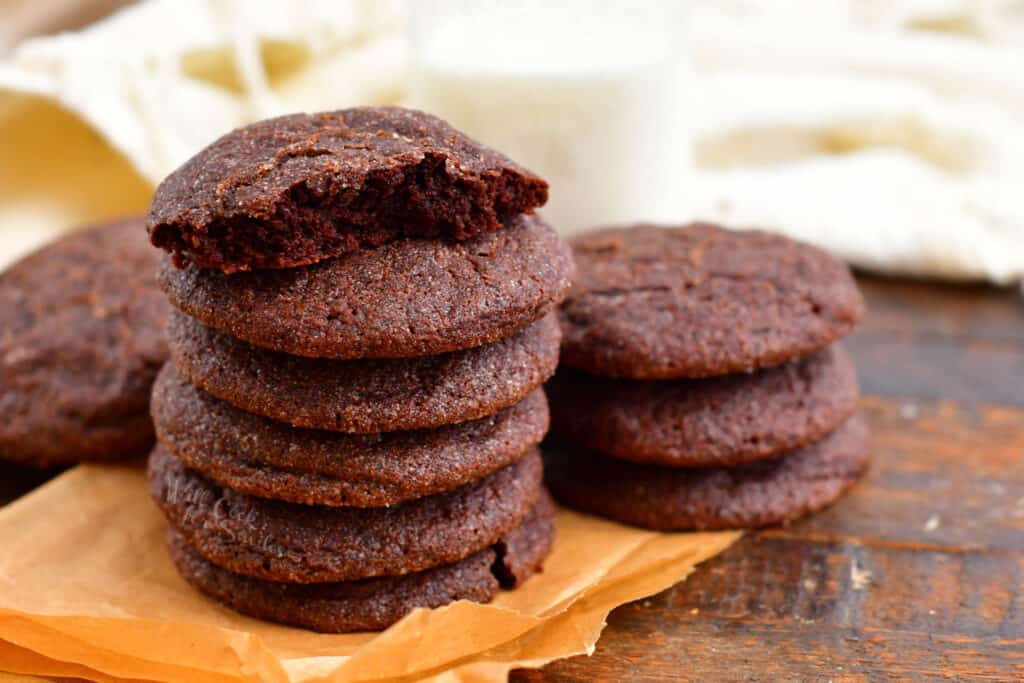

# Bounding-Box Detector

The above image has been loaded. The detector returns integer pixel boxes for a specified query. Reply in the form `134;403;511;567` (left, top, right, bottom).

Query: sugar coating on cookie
0;218;169;467
544;415;870;531
159;213;574;359
548;346;859;467
168;310;561;433
149;445;544;583
560;223;865;379
167;492;556;633
152;363;549;507
149;107;549;272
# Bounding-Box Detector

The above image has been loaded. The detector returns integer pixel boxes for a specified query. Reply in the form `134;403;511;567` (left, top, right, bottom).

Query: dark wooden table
516;275;1024;682
3;276;1022;682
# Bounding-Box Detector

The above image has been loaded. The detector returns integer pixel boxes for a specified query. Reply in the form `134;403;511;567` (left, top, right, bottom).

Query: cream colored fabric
689;1;1024;283
0;0;405;268
1;0;1022;282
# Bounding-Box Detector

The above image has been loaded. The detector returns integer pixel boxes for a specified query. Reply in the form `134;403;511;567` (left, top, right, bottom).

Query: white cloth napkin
690;1;1024;283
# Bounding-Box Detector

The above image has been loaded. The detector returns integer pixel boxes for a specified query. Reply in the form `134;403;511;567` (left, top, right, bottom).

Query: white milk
408;1;694;236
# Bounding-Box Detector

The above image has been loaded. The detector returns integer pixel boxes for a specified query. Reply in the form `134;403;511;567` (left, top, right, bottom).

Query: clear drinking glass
408;0;693;236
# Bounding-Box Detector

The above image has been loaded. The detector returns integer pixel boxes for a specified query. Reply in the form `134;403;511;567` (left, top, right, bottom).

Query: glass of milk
408;0;693;237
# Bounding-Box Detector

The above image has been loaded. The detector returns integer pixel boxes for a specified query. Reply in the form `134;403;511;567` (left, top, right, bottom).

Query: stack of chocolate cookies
546;224;869;531
144;108;575;632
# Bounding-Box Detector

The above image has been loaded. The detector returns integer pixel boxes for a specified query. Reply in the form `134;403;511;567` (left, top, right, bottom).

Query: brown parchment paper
0;464;739;683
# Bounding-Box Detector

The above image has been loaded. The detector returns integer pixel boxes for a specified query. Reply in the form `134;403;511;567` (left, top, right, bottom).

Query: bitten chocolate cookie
149;107;549;272
560;224;865;379
545;415;870;531
159;213;573;359
152;363;549;507
168;311;560;433
548;346;858;468
167;493;556;633
0;218;169;467
149;445;544;583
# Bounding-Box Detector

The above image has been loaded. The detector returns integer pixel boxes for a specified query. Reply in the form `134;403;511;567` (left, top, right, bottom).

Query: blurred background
1;0;1023;285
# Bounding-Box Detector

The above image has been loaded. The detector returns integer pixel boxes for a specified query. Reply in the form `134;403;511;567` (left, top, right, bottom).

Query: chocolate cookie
149;445;544;583
159;213;573;359
560;224;865;379
548;346;858;467
167;493;556;632
168;311;560;433
0;218;169;467
149;107;548;273
544;415;869;531
152;363;549;506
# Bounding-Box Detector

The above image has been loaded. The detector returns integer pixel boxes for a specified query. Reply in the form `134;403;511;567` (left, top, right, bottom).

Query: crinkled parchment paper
0;465;738;682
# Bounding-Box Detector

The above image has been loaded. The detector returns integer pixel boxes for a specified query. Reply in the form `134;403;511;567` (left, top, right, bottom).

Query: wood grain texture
850;276;1024;405
516;276;1024;682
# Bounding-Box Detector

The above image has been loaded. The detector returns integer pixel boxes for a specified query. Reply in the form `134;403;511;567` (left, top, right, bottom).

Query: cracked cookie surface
149;107;549;272
559;224;865;379
548;345;858;467
545;414;870;531
159;213;574;359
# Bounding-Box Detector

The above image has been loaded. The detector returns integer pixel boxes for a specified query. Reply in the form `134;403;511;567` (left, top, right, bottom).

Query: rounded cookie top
160;213;574;359
149;445;544;583
549;345;858;468
169;530;498;633
168;310;560;433
166;493;555;633
149;106;549;273
545;415;870;531
0;218;169;467
560;224;865;379
152;363;549;507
